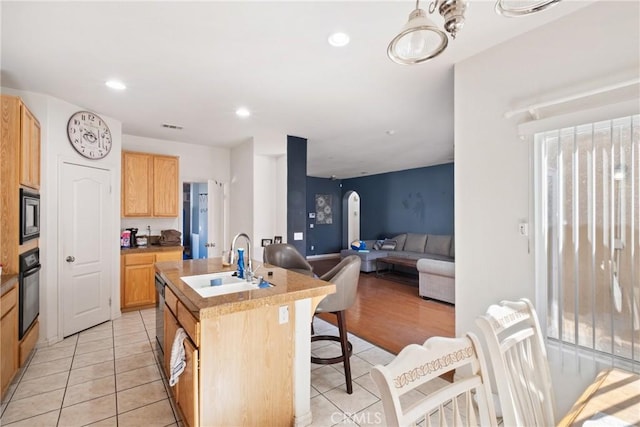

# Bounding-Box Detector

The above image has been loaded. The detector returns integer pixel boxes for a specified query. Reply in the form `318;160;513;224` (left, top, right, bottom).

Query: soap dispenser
236;248;245;279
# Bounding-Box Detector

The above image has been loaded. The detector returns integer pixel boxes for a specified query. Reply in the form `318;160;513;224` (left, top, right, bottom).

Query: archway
342;190;360;248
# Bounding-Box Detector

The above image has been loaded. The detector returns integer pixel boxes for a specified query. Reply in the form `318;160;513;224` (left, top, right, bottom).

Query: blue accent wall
287;136;307;255
306;177;343;256
341;163;454;240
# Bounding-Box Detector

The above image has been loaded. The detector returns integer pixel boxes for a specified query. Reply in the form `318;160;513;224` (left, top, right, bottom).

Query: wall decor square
315;194;333;224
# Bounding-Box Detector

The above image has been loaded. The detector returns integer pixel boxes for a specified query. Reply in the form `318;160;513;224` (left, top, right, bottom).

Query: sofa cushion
390;233;407;251
373;239;384;250
380;240;397;250
404;233;428;253
425;235;452;257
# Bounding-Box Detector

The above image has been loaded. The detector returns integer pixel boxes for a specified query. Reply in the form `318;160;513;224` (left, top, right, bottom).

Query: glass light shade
387;8;448;65
495;0;562;17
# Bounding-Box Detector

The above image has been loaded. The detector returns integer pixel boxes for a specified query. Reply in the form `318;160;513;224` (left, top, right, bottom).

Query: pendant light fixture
495;0;563;17
387;0;468;65
388;0;564;65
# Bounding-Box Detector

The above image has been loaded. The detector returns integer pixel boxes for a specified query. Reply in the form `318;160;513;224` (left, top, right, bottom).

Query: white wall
121;134;230;240
253;155;278;260
2;87;122;344
455;0;639;416
229;139;254;255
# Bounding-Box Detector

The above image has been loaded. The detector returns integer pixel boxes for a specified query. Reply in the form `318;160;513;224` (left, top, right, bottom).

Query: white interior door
206;180;224;258
60;162;111;337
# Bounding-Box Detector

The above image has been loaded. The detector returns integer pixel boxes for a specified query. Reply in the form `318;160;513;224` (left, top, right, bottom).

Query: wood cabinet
121;249;182;310
1;284;19;399
20;105;41;190
152;155;179;217
164;286;199;427
1;96;41;274
121;151;179;217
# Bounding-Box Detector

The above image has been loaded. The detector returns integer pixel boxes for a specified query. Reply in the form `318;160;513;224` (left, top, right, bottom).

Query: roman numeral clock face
67;111;112;159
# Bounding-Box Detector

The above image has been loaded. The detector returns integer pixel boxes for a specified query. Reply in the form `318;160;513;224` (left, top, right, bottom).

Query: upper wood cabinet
20;105;41;190
153;155;179;217
121;151;179;217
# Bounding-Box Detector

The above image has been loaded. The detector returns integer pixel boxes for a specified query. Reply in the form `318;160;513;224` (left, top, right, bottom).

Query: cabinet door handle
66;256;75;263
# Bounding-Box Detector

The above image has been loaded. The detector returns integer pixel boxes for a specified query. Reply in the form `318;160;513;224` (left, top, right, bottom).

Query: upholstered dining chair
312;255;361;394
371;333;498;427
476;298;556;427
263;243;315;277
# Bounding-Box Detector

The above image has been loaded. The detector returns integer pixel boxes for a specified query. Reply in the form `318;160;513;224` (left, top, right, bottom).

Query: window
537;114;639;364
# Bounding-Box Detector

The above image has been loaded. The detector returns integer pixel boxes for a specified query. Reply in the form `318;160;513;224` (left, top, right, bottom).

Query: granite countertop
121;245;183;255
155;258;335;320
1;274;19;297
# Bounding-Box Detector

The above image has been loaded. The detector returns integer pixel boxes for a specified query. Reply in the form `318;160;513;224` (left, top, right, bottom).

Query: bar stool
263;243;315;277
312;255;361;394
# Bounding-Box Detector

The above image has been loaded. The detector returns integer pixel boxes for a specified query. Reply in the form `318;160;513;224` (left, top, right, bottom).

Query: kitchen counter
155;257;335;427
120;244;183;255
155;257;334;319
1;274;18;297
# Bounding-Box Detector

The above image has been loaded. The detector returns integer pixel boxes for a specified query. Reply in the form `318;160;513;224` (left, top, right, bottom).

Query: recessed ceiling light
105;80;126;90
386;130;396;135
236;107;251;118
328;32;350;47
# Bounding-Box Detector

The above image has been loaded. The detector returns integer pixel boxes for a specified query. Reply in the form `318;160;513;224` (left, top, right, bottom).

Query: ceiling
1;1;595;178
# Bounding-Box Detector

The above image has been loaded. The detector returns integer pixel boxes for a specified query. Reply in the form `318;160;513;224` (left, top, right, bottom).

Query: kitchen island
155;258;335;427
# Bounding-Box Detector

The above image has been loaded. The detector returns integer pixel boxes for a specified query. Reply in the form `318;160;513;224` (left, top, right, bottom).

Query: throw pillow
380;240;397;250
350;240;366;250
373;239;384;250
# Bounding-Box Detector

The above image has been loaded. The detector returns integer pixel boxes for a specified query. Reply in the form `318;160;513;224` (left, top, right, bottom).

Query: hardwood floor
310;258;455;355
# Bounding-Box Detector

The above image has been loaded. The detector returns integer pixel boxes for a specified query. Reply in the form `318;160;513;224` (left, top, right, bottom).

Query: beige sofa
340;232;455;304
417;257;455;304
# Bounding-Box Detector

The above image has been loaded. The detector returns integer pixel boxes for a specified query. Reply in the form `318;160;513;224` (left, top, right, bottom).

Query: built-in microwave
20;188;40;244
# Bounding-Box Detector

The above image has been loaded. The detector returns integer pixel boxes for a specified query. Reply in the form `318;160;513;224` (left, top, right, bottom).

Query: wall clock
67;111;112;159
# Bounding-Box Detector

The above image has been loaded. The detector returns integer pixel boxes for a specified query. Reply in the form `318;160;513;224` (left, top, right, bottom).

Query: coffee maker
127;228;138;248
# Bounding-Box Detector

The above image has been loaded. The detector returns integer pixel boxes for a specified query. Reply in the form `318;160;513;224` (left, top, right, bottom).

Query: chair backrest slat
476;298;556;427
371;333;498;427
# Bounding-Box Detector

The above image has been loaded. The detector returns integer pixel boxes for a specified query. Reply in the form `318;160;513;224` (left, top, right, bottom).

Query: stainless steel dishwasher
154;273;165;353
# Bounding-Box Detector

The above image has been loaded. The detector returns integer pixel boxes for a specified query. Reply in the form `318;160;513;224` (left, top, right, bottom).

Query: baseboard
306;253;340;260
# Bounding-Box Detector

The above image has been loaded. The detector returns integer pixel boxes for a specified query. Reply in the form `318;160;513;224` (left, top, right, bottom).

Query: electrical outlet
518;222;529;236
279;306;289;324
310;245;315;251
309;223;314;229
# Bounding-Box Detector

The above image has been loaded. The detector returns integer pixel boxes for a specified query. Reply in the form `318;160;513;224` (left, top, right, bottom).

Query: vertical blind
538;114;639;366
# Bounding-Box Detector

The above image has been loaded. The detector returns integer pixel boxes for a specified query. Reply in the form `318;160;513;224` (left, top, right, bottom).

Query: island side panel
199;301;295;426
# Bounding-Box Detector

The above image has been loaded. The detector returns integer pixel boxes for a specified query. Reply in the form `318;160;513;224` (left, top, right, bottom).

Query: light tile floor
0;309;451;427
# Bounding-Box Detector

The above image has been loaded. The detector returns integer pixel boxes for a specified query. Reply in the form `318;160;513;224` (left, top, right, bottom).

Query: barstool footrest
311;335;353;365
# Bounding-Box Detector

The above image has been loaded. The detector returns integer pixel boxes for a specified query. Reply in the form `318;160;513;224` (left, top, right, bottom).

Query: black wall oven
20;188;40;244
19;248;40;339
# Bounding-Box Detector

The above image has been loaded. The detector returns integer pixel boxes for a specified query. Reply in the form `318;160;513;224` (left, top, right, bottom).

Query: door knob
66;256;75;263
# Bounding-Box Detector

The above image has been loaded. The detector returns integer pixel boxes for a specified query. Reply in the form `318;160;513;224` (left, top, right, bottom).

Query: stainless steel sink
180;271;270;298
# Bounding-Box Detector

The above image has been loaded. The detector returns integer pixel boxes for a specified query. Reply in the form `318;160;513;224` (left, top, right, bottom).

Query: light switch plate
294;232;303;240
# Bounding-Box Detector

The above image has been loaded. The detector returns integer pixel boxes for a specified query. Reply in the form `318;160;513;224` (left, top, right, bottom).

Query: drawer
1;286;18;318
125;253;155;266
155;250;182;262
165;286;178;317
177;302;200;347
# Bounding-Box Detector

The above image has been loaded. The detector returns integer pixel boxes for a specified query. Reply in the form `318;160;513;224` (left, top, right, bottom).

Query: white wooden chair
370;333;498;427
476;298;556;427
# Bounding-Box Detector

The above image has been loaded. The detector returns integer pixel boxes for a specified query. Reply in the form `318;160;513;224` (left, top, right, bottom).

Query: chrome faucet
230;233;253;280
